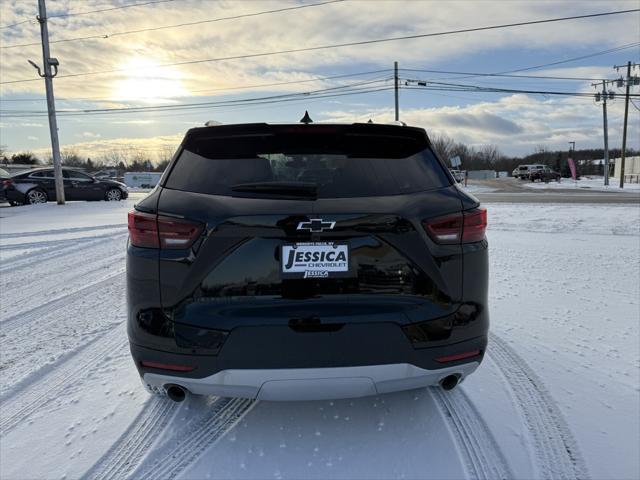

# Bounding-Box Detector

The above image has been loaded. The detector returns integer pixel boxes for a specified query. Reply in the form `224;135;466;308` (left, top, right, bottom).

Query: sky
0;0;639;163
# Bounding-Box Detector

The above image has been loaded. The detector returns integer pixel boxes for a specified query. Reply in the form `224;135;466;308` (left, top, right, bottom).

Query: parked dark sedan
127;120;489;402
3;167;129;205
0;167;10;203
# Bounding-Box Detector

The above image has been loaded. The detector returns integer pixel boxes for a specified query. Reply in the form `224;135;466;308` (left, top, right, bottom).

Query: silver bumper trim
142;362;480;401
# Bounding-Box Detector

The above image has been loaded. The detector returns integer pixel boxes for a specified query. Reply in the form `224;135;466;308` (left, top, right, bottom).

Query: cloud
321;93;639;155
30;133;184;161
27;135;38;141
1;0;638;99
79;131;101;138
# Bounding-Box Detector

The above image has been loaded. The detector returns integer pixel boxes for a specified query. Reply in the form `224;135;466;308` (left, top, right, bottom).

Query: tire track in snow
0;270;124;331
84;396;179;480
432;387;512;480
489;334;589;480
0;230;126;273
0;272;126;397
0;223;126;240
0;249;125;321
131;397;257;480
0;326;126;436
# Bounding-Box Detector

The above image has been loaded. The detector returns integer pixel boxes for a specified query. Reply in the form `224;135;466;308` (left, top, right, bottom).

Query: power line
2;8;638;85
400;68;605;81
0;69;390;103
0;82;394;117
0;18;33;30
2;77;391;114
0;86;394;118
1;0;346;49
0;0;178;29
402;81;640;98
49;0;178;20
502;42;640;74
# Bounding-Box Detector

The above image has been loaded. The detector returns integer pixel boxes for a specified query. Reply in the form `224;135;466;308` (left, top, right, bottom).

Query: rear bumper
142;361;480;401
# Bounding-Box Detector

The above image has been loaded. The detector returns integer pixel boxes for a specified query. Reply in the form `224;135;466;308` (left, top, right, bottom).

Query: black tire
105;188;123;201
26;189;48;204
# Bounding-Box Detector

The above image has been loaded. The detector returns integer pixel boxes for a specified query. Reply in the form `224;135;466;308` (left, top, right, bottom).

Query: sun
112;57;189;103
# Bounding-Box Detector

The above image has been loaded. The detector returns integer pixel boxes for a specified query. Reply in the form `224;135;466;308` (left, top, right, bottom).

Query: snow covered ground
0;200;638;480
523;176;640;193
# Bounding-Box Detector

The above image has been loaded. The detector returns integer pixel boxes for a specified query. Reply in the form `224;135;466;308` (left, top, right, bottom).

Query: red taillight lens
424;208;487;245
128;211;159;248
423;213;463;244
128;210;202;249
157;216;203;249
141;361;195;372
2;179;14;187
435;349;481;363
462;208;487;243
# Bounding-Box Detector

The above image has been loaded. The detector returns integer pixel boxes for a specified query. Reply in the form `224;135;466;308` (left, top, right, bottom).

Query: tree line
2;140;638;176
0;145;172;173
429;135;638;176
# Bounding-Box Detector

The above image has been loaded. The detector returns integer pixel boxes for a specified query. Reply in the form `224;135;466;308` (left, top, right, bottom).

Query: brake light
435;349;481;363
128;211;159;248
423;208;487;244
2;179;13;187
462;208;487;243
157;216;203;249
141;361;195;372
128;210;202;249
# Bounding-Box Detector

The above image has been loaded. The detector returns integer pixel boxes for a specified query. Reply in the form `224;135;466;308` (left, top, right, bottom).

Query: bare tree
430;134;456;164
60;148;84;167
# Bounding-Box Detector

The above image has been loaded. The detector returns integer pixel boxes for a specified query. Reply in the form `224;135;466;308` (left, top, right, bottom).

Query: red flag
568;158;577;180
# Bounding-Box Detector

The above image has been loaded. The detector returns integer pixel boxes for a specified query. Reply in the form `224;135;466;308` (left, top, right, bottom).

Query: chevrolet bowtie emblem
297;219;336;233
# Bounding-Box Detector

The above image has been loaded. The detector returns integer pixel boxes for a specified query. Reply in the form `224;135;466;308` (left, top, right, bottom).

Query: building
613;156;640;183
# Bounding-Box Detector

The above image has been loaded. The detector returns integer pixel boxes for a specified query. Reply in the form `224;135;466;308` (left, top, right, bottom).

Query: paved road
469;178;640;204
475;192;640;204
4;181;640;207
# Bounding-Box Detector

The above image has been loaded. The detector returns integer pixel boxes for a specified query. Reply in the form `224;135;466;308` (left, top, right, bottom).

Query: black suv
3;167;128;204
127;121;489;402
529;166;561;182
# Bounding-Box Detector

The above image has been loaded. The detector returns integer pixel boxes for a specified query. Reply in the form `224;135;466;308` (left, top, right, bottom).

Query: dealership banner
568;158;577;180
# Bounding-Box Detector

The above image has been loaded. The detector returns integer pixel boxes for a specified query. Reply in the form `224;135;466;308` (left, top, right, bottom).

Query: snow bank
524;176;640;193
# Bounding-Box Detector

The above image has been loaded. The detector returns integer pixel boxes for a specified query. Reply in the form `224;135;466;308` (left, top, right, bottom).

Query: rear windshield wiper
231;181;318;198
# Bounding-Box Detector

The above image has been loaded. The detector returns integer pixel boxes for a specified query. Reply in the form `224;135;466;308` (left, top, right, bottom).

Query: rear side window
29;171;54;178
165;129;450;198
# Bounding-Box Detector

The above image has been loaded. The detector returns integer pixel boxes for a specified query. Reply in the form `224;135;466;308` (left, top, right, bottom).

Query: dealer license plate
281;242;349;279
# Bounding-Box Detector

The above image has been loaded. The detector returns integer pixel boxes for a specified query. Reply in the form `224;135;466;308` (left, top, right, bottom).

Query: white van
512;164;545;180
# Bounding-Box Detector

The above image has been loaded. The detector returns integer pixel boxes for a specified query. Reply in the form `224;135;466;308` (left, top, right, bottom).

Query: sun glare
112;57;188;103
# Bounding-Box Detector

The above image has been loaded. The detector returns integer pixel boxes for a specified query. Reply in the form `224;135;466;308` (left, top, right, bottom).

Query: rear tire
105;188;123;201
26;189;48;204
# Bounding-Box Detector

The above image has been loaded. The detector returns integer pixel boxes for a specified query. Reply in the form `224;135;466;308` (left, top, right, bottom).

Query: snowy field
523;176;640;193
0;200;638;480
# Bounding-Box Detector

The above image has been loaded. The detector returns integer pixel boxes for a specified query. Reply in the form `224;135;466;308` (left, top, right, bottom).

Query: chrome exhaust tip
165;384;188;402
440;374;460;391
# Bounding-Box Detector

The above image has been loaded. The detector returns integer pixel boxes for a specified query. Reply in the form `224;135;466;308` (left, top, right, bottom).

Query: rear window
165;129;450;198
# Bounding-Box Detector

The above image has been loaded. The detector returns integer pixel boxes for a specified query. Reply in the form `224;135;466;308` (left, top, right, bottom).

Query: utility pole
593;80;610;185
616;61;632;189
30;0;65;204
394;61;399;121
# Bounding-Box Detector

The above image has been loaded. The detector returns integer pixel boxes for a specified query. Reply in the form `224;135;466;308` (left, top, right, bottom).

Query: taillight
128;211;159;248
435;349;481;363
157;216;203;249
140;361;195;372
423;208;487;244
461;208;487;243
128;210;202;249
2;179;14;187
